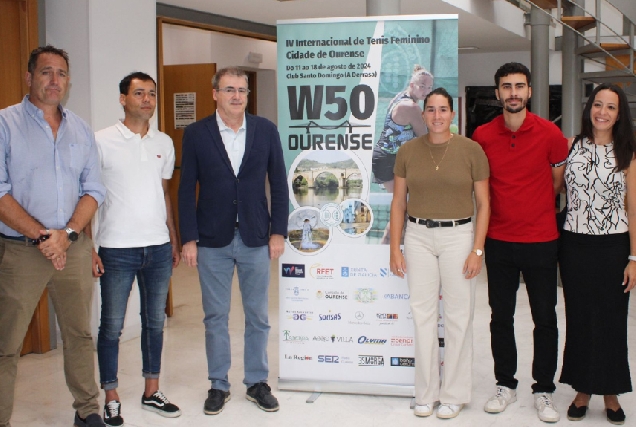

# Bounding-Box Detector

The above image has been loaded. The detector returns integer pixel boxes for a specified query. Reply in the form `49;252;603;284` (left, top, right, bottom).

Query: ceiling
159;0;532;53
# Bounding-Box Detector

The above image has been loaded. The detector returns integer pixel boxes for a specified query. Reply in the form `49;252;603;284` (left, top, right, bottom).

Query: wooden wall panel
0;0;49;355
0;0;26;108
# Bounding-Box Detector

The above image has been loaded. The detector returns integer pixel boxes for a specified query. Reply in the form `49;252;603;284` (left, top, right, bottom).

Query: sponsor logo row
285;286;409;303
283;310;412;325
283;263;399;280
284;354;415;367
282;330;413;346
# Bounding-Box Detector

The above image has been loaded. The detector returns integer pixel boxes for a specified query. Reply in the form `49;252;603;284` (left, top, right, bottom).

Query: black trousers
559;230;632;395
484;238;559;393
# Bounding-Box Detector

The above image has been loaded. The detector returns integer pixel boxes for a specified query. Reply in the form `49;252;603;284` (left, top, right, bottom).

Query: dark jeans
485;238;558;393
97;243;173;390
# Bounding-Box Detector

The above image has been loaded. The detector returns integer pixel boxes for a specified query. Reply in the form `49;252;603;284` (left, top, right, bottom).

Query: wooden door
159;64;258;316
0;0;38;107
160;63;217;316
160;65;258;232
0;0;49;355
161;63;218;244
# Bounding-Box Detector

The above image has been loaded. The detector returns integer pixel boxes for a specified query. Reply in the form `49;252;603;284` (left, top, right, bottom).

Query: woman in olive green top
389;87;490;419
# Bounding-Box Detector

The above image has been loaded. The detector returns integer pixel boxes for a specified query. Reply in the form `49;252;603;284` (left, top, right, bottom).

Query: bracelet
629;255;636;262
29;234;50;246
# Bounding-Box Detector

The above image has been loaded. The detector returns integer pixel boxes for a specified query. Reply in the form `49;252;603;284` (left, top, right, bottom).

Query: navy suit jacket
178;113;289;248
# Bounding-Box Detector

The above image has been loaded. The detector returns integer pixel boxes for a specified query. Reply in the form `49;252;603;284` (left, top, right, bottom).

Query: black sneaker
141;391;182;418
204;388;231;415
74;412;106;427
103;400;124;426
246;382;279;412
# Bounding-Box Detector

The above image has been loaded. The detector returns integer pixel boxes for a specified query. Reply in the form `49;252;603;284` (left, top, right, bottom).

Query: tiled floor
11;262;636;426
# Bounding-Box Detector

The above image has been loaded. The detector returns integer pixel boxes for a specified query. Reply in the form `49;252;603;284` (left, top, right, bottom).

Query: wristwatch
65;227;79;242
472;249;483;257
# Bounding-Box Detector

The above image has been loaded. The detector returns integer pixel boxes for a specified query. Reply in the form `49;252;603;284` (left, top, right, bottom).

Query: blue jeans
97;243;173;390
197;230;270;391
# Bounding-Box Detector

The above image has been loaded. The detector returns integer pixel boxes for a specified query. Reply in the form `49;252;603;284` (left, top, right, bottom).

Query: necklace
428;134;453;171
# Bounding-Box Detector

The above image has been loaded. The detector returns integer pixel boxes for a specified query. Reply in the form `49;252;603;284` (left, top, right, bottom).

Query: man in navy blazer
178;67;288;415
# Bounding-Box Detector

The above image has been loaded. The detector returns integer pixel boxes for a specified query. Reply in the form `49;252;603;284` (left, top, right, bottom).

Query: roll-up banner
277;15;458;396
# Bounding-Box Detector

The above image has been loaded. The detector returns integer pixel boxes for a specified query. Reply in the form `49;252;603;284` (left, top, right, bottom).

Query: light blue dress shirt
0;96;106;236
216;112;246;176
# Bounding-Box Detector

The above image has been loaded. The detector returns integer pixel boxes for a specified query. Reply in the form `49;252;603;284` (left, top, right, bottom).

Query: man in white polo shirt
90;72;181;426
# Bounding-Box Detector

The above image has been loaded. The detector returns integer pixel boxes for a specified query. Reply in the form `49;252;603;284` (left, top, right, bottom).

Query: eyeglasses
217;87;250;95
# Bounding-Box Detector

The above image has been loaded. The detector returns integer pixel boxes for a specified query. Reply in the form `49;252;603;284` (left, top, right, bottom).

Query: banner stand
277;14;458;399
278;378;414;398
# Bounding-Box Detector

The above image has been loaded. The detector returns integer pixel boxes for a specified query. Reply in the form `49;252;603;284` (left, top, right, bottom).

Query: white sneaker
437;403;463;419
484;385;517;413
414;403;434;417
534;392;560;423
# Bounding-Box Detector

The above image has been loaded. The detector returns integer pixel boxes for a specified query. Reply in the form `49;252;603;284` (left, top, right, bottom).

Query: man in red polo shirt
471;62;568;423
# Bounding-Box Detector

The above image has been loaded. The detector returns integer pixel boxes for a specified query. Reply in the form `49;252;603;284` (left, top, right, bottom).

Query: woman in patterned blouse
559;83;636;425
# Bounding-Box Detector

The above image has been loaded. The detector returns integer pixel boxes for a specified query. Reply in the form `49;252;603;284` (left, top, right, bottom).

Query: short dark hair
580;83;636;171
28;45;70;74
494;62;531;87
119;72;156;95
212;67;248;89
424;87;454;112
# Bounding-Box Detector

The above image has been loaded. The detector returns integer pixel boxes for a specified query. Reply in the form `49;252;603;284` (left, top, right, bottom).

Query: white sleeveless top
564;137;628;234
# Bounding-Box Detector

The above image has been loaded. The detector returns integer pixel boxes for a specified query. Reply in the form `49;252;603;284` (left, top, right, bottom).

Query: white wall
46;0;158;344
45;0;91;124
162;24;279;123
606;0;636;25
88;1;158;131
256;69;278;123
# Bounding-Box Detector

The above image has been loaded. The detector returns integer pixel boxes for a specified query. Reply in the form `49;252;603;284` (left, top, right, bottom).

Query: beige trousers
0;234;99;427
404;221;476;405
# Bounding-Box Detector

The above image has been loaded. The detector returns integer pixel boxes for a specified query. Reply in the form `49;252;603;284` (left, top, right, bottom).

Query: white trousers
404;220;476;405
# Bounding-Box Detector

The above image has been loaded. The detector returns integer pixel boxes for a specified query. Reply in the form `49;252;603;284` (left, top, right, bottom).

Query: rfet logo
282;263;305;278
310;263;335;279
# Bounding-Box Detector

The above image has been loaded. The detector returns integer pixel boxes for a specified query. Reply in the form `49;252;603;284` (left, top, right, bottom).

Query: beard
502;97;527;114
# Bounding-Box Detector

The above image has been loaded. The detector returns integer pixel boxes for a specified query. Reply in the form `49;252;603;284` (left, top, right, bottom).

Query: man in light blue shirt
0;45;106;427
